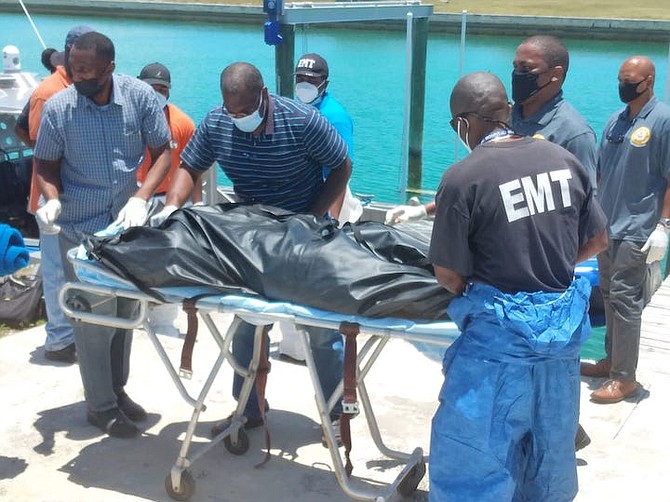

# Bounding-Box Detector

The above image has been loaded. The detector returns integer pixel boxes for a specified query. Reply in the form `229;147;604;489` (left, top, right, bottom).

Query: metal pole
399;12;413;200
455;9;467;164
274;23;295;98
18;0;47;49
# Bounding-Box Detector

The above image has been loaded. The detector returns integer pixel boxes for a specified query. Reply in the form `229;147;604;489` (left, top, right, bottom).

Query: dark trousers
597;239;660;382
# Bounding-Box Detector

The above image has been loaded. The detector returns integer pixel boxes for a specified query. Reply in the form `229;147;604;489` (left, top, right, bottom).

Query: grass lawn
160;0;670;21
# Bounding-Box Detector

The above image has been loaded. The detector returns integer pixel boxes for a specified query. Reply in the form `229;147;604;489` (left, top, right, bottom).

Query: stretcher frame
59;248;459;501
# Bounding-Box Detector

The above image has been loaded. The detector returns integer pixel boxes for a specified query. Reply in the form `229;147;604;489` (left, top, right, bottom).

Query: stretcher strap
180;299;199;374
255;325;272;468
339;321;360;477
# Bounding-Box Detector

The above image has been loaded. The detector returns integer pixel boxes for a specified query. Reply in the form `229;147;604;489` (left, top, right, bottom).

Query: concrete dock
0;276;669;501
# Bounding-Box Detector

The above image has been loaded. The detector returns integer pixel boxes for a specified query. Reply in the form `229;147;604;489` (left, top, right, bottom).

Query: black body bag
83;204;454;321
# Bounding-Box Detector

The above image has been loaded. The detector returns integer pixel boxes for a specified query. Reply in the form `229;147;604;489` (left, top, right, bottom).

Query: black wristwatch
659;217;670;229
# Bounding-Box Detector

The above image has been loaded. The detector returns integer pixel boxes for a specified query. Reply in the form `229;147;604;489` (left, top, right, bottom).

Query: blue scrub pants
430;351;580;502
429;279;590;502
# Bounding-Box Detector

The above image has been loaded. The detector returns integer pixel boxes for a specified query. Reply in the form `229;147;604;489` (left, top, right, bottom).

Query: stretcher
59;247;460;501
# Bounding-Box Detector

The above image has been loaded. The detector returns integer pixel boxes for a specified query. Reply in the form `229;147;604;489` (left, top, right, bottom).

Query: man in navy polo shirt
158;62;352;438
583;55;670;403
510;35;597;190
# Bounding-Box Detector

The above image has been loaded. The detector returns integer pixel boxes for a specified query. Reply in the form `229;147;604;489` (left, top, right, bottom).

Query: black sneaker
321;417;343;448
117;391;147;422
210;400;269;438
575;423;591;451
44;343;77;364
86;407;139;438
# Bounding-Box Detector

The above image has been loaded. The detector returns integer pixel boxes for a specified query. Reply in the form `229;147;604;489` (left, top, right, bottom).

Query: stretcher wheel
224;429;249;455
396;458;426;497
164;470;195;501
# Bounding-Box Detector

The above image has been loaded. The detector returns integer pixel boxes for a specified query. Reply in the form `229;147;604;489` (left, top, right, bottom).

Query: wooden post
407;16;428;199
274;23;295;98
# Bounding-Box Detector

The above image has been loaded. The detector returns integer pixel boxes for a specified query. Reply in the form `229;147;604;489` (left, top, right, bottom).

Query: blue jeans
59;233;135;412
231;317;343;420
40;231;74;351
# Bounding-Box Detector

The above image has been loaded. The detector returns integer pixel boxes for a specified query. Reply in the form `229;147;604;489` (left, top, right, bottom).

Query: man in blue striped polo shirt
159;62;352;438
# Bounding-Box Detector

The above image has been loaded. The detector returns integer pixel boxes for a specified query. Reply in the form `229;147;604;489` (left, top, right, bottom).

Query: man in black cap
136;62;200;337
294;53;361;225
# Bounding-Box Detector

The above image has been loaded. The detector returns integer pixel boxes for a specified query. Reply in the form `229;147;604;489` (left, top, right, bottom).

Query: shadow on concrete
28;346;76;367
54;408;426;501
0;456;27;480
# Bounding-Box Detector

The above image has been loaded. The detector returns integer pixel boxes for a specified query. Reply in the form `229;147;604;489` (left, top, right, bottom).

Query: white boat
0;44;39;240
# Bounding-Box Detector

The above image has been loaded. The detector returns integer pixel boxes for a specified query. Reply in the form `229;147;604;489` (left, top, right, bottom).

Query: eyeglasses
606;115;635;143
605;132;625;144
449;112;501;132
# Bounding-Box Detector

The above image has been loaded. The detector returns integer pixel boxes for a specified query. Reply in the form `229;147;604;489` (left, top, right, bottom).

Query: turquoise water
5;13;669;203
6;12;668;360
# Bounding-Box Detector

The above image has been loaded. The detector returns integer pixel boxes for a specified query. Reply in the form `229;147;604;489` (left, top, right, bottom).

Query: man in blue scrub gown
427;72;607;501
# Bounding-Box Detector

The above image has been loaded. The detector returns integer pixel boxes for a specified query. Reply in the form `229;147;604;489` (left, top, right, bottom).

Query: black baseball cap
295;53;329;79
138;62;171;88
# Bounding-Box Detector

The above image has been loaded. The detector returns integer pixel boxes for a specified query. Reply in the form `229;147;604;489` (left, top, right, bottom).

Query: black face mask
74;77;103;98
618;79;646;103
511;69;552;104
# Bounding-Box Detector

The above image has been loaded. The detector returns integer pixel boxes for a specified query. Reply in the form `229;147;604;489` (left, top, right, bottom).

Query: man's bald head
620;55;655;83
220;62;264;100
450;72;510;122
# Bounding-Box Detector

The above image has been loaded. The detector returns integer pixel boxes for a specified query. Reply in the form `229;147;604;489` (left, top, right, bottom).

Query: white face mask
230;90;265;133
457;119;472;153
154;90;168;109
295;81;322;104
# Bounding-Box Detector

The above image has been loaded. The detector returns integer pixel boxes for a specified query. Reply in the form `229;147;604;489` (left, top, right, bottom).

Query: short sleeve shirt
137;102;195;194
181;94;348;213
596;96;670;242
429;137;606;293
317;92;354;170
512;91;598;190
34;74;170;239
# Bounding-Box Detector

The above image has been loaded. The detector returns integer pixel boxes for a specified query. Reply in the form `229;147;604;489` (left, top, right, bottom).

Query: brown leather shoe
580;358;610;378
590;379;638;404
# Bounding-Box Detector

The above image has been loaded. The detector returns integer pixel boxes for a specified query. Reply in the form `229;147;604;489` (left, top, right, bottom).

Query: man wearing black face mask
33;31;172;438
386;36;598;229
510;35;598;191
582;56;670;404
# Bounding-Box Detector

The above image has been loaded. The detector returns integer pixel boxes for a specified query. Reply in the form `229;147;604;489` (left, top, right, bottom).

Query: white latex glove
35;199;61;234
149;204;178;227
113;196;149;229
641;224;669;264
385;203;428;225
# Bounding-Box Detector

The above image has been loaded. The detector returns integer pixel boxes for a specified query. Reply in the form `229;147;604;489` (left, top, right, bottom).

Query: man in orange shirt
137;62;201;336
136;62;200;203
28;25;93;363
